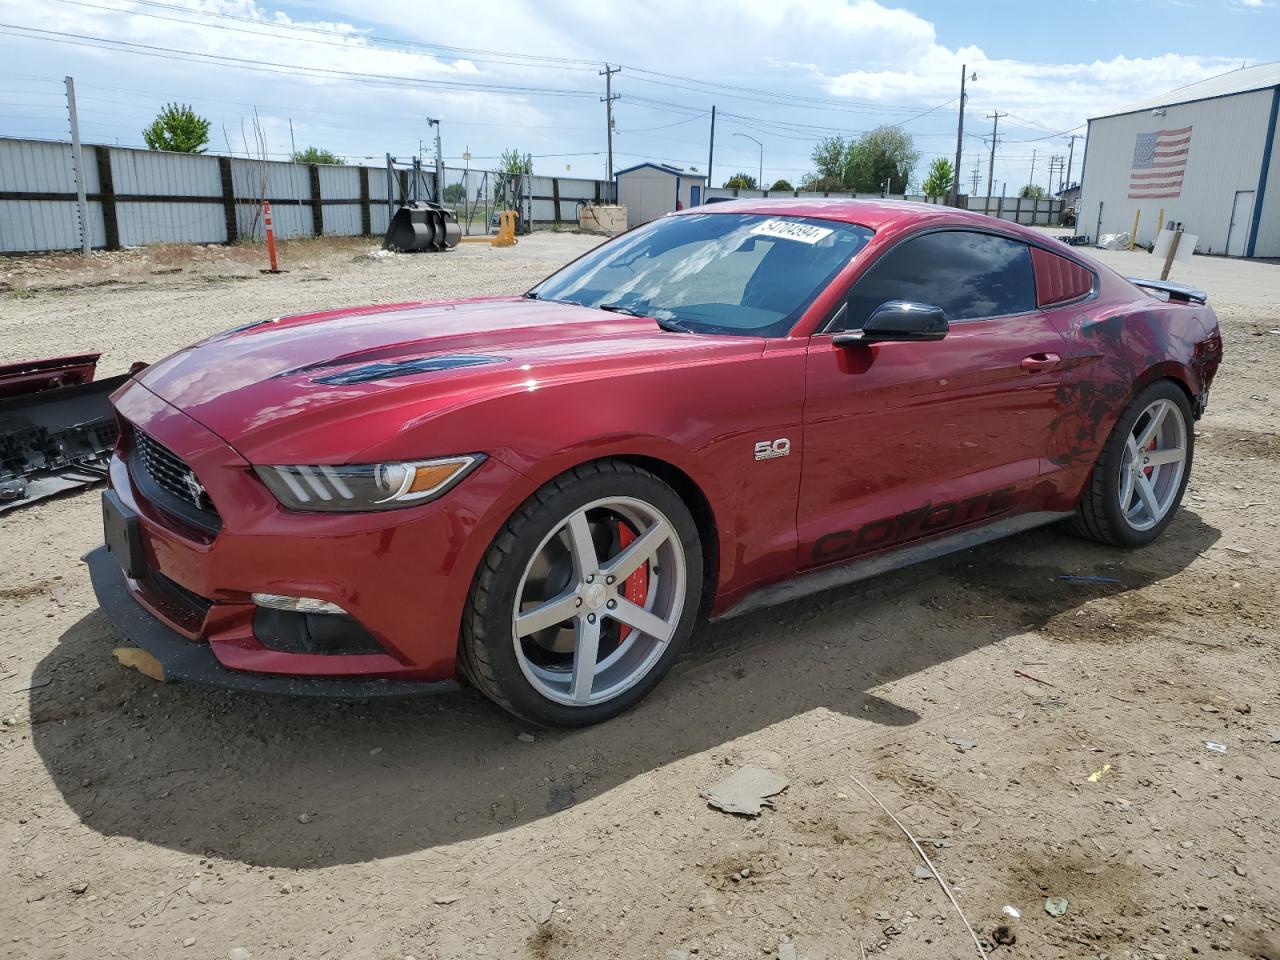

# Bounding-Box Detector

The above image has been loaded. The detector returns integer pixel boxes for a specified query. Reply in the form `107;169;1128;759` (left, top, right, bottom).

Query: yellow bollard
1129;208;1141;250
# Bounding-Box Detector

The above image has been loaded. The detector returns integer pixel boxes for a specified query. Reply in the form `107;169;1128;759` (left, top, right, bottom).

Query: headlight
254;455;484;512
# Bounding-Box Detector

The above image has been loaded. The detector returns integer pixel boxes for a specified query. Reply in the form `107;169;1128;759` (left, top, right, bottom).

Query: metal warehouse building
614;163;707;229
1077;63;1280;257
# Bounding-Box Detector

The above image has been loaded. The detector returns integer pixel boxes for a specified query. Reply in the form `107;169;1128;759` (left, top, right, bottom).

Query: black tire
459;460;703;727
1071;379;1194;548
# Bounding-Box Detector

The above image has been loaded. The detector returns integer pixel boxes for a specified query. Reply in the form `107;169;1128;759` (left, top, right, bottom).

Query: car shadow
29;512;1219;869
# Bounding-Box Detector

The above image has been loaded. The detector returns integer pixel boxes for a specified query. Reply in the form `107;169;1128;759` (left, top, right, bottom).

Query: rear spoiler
1127;277;1207;305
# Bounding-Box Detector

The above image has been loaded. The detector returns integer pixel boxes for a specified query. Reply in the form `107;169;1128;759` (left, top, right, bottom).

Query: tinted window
843;230;1037;327
532;213;873;337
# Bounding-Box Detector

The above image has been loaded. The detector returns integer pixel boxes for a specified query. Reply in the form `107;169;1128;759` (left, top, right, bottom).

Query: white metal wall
617;169;682;228
1077;87;1278;255
0;138;102;252
697;188;1062;225
1251;92;1280;257
318;165;361;236
528;174;601;223
111;148;224;246
0;137;615;252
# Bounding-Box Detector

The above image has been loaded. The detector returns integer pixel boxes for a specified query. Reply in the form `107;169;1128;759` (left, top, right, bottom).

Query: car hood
135;297;759;461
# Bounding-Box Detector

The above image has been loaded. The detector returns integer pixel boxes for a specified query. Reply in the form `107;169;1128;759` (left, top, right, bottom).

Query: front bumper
95;378;534;691
87;546;457;697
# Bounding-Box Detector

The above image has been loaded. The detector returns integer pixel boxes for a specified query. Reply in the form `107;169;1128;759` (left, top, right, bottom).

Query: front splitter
85;545;459;699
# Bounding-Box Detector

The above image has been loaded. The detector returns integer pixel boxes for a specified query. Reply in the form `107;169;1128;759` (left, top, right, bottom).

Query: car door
798;228;1070;569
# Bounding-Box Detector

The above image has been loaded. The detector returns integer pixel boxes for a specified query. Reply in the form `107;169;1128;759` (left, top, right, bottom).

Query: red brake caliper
615;523;650;642
1145;436;1157;477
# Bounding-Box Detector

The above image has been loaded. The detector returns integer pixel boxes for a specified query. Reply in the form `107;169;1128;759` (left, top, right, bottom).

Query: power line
35;0;983;122
0;24;601;98
49;0;602;71
1002;122;1087;144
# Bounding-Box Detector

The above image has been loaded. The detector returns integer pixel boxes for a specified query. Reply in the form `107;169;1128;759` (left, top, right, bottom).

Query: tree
292;146;345;165
724;172;758;189
443;182;466;204
142;103;210;154
810;136;850;183
846;125;919;193
921;157;955;198
1019;184;1047;199
499;149;531;176
806;126;919;193
769;178;794;192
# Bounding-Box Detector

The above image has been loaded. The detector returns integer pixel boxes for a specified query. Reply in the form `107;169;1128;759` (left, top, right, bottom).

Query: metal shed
614;163;708;229
1076;63;1280;257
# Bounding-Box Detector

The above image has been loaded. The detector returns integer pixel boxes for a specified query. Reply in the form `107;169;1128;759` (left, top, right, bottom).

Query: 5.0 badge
753;438;792;461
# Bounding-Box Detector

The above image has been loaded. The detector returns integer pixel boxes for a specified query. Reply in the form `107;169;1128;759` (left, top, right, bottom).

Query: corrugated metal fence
704;186;1064;225
0;137;613;254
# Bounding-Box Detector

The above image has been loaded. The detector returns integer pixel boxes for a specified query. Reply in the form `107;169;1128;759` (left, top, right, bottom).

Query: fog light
251;593;348;616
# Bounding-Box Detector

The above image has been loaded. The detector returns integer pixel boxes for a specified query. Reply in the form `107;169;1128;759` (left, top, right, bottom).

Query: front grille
129;427;222;532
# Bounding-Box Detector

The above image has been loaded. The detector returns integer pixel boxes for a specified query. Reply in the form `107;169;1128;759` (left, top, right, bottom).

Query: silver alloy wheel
1118;397;1188;532
511;496;687;707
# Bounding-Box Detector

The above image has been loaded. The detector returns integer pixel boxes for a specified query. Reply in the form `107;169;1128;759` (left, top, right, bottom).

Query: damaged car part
0;353;129;512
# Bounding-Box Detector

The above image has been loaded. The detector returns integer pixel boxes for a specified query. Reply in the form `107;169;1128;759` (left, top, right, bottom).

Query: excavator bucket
383;201;462;252
0;353;126;512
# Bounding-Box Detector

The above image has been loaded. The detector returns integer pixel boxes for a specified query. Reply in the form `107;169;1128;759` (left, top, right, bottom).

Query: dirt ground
1;233;1278;960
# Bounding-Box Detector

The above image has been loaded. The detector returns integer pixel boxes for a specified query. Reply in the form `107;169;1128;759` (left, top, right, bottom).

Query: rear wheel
459;461;702;726
1071;380;1194;547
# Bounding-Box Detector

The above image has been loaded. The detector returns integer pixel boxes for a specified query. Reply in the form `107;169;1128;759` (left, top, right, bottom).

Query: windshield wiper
598;302;648;318
599;303;693;334
653;316;694;334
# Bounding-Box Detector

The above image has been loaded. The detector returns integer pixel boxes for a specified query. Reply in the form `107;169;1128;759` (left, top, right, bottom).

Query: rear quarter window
1030;246;1096;306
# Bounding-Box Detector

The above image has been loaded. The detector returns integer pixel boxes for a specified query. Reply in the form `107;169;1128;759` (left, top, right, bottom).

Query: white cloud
0;0;1249;186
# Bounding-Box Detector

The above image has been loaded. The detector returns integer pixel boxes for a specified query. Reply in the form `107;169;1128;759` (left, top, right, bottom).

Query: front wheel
459;460;703;726
1071;380;1194;548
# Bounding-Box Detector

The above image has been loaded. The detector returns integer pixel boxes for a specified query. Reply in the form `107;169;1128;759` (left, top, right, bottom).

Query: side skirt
713;511;1073;621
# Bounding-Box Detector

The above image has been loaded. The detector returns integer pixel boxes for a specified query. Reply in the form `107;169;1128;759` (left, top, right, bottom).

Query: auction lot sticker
749;219;834;244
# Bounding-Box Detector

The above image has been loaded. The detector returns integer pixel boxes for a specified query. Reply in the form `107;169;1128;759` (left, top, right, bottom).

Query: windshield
529;212;874;337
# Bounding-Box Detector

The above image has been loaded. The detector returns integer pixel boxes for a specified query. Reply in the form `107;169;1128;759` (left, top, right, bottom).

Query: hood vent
312;354;505;385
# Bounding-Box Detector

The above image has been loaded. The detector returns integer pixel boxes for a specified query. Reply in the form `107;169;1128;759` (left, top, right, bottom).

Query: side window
843;230;1037;327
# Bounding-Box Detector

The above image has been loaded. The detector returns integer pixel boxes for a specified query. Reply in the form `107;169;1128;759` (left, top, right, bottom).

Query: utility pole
288;118;296;159
64;76;90;256
601;63;620;185
706;105;716;189
1065;134;1079;190
984;111;1006;204
427;117;443;203
970;161;980;196
1029;148;1037;192
950;64;974;206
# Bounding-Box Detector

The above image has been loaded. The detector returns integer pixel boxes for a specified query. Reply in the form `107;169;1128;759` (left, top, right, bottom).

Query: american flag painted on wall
1127;126;1192;199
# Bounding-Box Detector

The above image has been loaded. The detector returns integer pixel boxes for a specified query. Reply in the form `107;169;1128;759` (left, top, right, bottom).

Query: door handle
1020;352;1062;372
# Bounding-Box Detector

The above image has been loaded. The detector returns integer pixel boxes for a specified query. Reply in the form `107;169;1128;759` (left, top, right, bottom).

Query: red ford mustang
90;199;1222;725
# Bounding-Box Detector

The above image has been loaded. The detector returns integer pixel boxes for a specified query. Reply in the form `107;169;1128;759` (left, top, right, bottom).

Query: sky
1;0;1277;194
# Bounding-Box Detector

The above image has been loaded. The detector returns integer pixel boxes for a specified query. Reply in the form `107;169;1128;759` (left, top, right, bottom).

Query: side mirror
832;300;949;346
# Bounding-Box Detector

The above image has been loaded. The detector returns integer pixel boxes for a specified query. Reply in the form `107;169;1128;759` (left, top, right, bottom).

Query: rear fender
1044;298;1208;504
